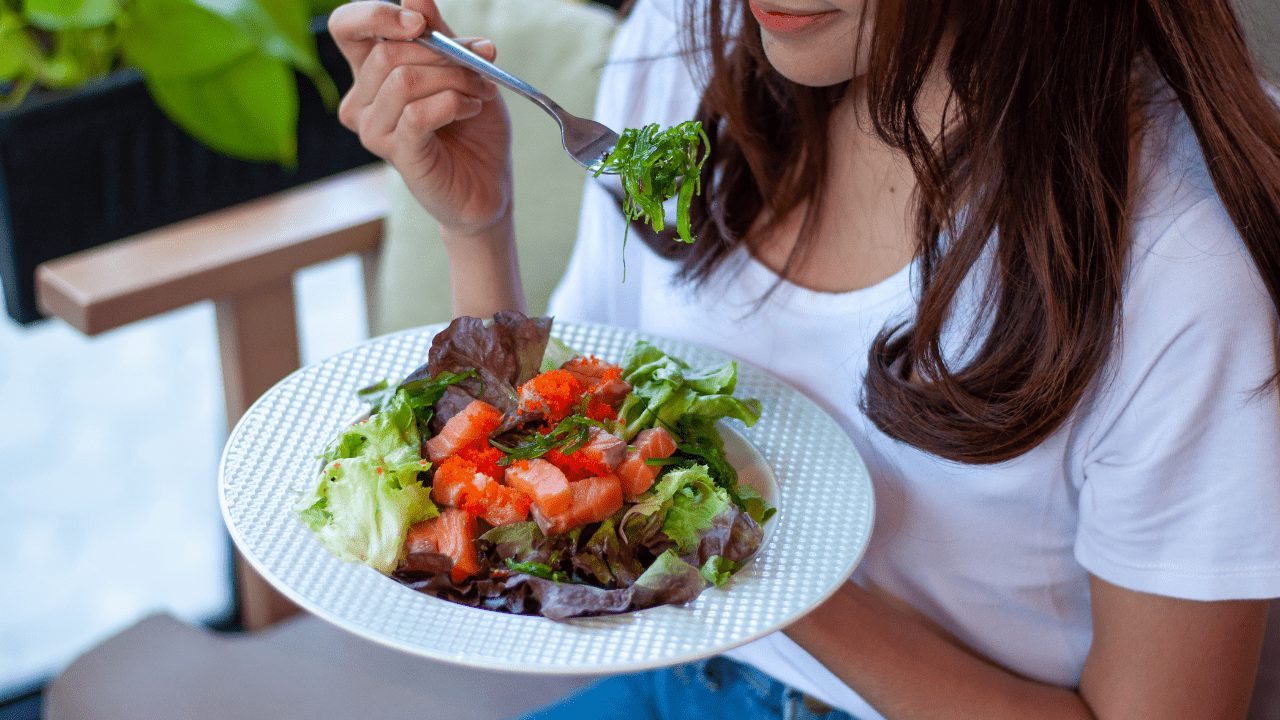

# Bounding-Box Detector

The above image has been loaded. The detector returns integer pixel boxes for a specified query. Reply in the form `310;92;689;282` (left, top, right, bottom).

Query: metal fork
412;30;619;172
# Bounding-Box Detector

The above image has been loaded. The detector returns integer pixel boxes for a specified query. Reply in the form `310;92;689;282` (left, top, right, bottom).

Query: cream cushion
1235;0;1279;83
44;612;593;719
373;0;619;334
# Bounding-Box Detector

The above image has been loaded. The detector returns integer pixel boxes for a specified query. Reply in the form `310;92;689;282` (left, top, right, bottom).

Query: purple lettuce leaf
402;311;551;435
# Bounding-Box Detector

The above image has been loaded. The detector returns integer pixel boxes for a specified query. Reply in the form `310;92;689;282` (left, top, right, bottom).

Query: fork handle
413;31;569;123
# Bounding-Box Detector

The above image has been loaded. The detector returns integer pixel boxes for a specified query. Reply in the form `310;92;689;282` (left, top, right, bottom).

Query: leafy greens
294;390;437;574
592;121;709;245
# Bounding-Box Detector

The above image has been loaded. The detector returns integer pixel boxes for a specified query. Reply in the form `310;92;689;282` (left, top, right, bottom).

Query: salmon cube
561;356;632;408
431;455;491;507
532;474;625;536
617;427;678;498
517;370;585;422
581;427;628;470
544;427;627;481
504;458;573;516
478;485;534;527
425;400;503;463
404;508;478;583
454;443;505;480
432;455;532;527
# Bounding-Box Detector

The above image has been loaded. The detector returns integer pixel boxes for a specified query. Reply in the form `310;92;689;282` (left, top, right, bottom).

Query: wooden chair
36;163;390;630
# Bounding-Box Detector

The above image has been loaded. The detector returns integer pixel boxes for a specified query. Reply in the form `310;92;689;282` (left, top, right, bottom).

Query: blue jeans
515;656;859;720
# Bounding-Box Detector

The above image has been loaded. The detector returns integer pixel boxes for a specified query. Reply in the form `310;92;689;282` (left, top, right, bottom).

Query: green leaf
191;0;337;106
40;25;116;86
24;0;119;29
539;336;579;374
736;484;776;526
144;51;298;164
118;0;255;77
306;0;344;16
660;466;729;554
699;555;739;587
591;121;708;244
294;391;437;573
0;10;35;80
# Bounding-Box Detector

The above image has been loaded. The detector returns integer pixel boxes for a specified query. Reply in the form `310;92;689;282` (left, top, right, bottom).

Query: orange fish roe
454;442;505;480
545;445;615;482
582;395;618;422
431;454;484;503
518;369;585;422
431;454;532;527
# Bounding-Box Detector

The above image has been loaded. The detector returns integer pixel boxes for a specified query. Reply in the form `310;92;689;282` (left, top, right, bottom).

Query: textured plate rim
219;321;874;675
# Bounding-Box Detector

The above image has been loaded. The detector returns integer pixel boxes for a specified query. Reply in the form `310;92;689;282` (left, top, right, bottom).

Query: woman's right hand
329;0;514;238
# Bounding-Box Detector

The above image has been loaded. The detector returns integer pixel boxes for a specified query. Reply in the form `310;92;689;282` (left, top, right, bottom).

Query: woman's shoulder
1125;80;1277;324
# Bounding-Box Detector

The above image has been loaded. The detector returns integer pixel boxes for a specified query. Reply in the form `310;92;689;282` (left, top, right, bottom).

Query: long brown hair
668;0;1280;464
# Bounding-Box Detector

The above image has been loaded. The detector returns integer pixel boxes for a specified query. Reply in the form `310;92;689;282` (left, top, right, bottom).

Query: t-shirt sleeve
1074;195;1280;601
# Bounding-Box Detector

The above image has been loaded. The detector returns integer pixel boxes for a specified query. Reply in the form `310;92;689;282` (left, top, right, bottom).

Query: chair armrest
36;164;389;337
34;162;391;631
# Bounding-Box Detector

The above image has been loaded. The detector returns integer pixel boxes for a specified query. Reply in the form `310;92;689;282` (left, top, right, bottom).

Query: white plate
219;321;874;674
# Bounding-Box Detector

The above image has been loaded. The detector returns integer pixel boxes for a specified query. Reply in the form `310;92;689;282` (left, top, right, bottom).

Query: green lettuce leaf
620;464;727;554
295;392;438;573
539;336;578;374
699;555;740;587
616;341;761;440
662;466;730;554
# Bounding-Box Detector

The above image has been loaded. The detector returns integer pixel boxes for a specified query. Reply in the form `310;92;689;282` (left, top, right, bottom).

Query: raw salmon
403;508;479;583
454;443;505;480
617;426;678;498
517;369;584;422
432;455;532;527
504;458;573;516
581;427;628;470
424;400;503;463
532;474;625;536
561;356;631;408
545;427;629;481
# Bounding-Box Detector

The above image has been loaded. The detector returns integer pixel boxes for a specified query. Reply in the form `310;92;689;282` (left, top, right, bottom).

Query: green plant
0;0;348;165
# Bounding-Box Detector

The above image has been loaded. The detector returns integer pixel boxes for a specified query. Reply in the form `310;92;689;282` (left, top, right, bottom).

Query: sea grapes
591;121;709;244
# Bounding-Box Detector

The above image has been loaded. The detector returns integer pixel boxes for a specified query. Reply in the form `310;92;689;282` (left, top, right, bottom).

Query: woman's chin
761;40;856;87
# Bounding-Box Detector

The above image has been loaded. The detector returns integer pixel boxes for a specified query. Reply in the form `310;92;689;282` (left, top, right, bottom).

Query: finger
355;64;496;152
342;34;500;118
395;90;486;155
329;0;428;71
457;37;497;64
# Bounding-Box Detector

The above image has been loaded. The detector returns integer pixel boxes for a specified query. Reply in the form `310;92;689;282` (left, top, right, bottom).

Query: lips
748;1;839;33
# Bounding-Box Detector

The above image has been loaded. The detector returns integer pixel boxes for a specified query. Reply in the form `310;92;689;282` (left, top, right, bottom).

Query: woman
328;0;1280;717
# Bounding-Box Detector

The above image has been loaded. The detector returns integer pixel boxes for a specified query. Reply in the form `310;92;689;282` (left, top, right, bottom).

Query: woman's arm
329;0;523;320
785;575;1268;719
1080;576;1268;719
441;209;525;319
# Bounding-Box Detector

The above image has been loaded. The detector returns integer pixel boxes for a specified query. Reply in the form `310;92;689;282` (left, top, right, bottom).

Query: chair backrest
1235;0;1279;84
372;0;620;335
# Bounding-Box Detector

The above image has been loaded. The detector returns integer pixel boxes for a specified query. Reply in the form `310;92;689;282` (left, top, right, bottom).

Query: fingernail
399;10;420;29
470;39;493;53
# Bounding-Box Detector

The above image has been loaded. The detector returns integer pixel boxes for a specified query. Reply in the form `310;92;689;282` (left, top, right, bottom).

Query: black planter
0;24;378;325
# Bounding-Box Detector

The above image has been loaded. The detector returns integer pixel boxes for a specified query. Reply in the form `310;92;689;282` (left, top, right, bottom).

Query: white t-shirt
547;0;1280;716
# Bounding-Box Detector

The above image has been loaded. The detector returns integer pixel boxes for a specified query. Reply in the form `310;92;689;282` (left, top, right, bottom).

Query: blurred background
0;0;1276;719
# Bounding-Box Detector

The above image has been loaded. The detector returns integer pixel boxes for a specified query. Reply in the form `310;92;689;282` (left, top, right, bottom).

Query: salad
294;311;772;621
592;121;709;245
